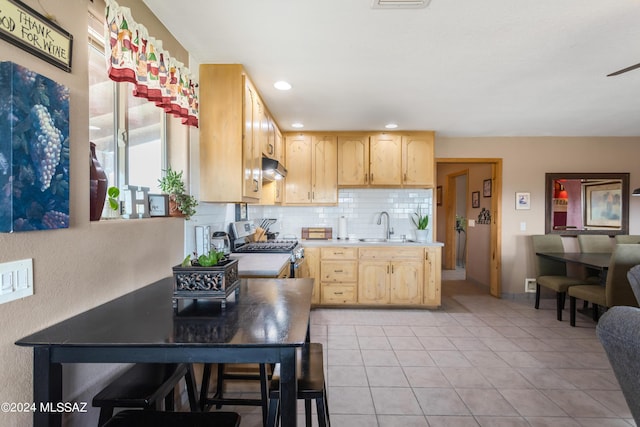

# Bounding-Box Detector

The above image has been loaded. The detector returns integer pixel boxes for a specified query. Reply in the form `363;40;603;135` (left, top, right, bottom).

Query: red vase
90;142;108;221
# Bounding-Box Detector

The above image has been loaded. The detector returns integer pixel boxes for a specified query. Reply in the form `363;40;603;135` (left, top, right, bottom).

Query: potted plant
172;249;239;311
102;186;121;219
411;204;430;242
158;166;198;220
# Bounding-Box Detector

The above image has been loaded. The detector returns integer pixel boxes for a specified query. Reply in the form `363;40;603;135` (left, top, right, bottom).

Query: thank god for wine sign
0;0;73;72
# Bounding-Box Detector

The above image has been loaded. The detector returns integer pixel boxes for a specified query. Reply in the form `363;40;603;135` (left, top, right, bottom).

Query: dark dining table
536;252;611;284
15;277;314;427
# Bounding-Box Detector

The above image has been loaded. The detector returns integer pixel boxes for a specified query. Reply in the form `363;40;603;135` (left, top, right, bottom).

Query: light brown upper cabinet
284;134;338;205
402;134;434;187
337;132;434;188
199;64;282;202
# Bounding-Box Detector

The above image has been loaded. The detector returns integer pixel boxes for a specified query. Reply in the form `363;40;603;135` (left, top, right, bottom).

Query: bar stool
200;363;270;425
100;410;241;427
92;363;197;427
266;343;330;427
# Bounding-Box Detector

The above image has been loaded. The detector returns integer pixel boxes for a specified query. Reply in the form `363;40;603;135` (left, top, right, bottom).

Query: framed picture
472;191;480;208
483;179;492;197
515;192;531;210
436;186;443;206
148;194;169;216
584;181;622;228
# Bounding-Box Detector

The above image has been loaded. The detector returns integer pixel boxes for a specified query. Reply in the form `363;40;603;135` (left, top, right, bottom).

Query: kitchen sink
359;238;387;242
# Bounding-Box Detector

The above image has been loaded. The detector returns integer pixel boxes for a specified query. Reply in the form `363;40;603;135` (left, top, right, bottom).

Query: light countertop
230;253;291;277
299;239;444;247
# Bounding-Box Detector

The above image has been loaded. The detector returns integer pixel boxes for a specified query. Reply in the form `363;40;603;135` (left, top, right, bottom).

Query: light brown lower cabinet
310;245;441;307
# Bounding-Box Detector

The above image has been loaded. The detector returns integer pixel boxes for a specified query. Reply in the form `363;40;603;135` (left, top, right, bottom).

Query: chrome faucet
377;211;394;240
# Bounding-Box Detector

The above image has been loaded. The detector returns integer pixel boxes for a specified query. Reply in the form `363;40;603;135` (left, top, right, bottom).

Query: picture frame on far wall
483;179;492;197
515;192;531;210
436;186;443;206
472;191;480;208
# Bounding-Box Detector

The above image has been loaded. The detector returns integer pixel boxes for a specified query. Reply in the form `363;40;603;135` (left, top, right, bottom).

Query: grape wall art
0;61;70;232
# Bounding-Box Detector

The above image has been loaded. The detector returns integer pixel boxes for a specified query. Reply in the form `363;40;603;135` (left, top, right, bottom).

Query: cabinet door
275;127;284;164
284;134;312;203
264;114;276;158
242;80;259;198
390;261;423;304
303;247;321;304
312;136;338;203
424;247;442;306
369;134;402;186
337;135;369;186
402;135;434;187
358;261;390;304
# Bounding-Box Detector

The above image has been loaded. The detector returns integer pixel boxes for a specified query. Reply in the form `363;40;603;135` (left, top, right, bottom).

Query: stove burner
234;240;299;253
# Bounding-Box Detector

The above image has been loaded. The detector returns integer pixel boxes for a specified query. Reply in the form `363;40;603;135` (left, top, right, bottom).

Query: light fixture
274;81;292;90
291;122;304;129
384;123;398;129
633;188;640;196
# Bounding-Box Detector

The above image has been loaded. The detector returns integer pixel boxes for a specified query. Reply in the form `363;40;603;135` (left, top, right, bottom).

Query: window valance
105;0;198;127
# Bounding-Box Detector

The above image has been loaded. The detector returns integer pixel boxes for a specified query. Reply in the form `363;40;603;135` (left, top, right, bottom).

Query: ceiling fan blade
607;62;640;77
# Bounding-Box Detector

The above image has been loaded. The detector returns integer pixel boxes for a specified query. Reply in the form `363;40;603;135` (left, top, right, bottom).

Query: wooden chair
532;235;587;321
266;343;330;427
568;244;640;326
577;235;613;284
596;305;640;424
92;363;197;427
100;410;241;427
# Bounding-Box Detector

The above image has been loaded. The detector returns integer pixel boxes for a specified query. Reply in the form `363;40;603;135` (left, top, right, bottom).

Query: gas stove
229;221;305;277
234;240;299;253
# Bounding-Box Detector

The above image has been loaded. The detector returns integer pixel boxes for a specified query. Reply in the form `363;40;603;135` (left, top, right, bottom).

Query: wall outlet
524;278;537;293
0;259;33;304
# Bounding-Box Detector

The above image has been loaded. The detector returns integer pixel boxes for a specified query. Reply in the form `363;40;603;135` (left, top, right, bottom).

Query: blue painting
0;62;70;232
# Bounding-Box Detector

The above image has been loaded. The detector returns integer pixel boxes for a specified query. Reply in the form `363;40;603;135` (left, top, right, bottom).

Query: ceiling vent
371;0;431;9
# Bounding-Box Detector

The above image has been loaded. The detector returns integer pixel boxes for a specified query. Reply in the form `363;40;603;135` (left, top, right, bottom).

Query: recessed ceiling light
385;123;398;129
291;122;304;128
274;81;292;90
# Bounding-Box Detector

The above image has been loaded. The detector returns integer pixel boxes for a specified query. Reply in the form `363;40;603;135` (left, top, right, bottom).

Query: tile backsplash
250;188;433;242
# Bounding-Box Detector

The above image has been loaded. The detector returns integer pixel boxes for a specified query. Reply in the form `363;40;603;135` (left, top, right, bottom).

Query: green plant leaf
181;254;191;267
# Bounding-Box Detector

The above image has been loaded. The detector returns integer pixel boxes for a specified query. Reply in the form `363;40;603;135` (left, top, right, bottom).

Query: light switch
0;259;33;304
520;222;527;231
468;219;475;227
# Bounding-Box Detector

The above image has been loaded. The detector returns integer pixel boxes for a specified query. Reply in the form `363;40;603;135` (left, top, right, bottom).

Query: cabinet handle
312;191;315;200
268;144;274;155
308;191;311;200
387;265;390;274
404;173;407;182
253;179;259;192
335;292;343;295
334;252;344;255
334;269;344;273
391;265;394;274
365;173;368;183
370;173;374;182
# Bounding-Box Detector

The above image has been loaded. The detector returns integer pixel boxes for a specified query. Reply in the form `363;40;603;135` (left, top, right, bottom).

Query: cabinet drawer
321;261;357;282
321;284;356;304
359;247;423;260
321;247;357;260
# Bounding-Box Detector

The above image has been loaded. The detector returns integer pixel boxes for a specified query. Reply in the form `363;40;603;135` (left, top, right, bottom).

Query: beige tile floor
206;276;636;427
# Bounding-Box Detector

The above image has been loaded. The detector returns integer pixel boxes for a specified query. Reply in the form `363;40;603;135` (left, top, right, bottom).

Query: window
88;11;166;216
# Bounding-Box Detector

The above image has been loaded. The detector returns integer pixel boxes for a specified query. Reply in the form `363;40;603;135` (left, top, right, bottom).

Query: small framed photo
148;194;169;217
483;179;492;197
436;186;443;206
515;192;531;210
472;191;480;208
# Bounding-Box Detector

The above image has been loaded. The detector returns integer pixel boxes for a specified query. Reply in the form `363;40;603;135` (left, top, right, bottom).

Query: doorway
436;158;502;298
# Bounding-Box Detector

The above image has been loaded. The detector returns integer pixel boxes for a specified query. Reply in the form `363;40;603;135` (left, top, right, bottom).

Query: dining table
15;277;314;427
535;252;612;284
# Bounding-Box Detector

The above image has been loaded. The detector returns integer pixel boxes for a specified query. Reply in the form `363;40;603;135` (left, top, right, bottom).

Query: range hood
262;157;287;181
